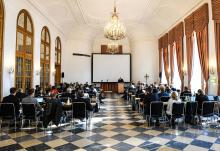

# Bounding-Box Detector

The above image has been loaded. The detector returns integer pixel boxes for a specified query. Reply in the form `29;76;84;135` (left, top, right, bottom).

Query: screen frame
91;53;132;83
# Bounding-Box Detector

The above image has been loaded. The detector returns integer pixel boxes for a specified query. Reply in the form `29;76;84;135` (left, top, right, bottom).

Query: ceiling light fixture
104;0;126;41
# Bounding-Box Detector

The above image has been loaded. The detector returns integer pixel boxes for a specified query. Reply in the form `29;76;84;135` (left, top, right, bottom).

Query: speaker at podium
118;77;124;93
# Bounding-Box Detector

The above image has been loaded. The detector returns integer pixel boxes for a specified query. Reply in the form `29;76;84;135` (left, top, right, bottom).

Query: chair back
172;102;184;117
21;103;36;120
185;101;197;116
201;101;215;117
160;96;170;102
183;93;192;97
72;102;86;119
59;97;71;103
0;103;16;119
150;101;163;117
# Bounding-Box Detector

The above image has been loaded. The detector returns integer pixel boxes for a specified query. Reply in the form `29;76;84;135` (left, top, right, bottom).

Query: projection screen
92;54;131;82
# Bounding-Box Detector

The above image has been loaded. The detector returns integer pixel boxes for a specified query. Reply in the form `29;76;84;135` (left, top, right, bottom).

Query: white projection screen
92;54;131;82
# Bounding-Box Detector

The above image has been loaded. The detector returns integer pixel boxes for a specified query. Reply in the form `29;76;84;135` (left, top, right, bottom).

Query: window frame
40;26;51;89
15;9;34;90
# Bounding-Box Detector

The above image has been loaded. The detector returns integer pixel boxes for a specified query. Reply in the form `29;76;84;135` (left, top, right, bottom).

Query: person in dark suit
61;87;75;101
75;90;93;119
196;89;209;114
144;88;160;126
15;88;26;102
76;90;93;111
118;77;124;83
158;85;169;98
2;87;20;117
180;86;192;96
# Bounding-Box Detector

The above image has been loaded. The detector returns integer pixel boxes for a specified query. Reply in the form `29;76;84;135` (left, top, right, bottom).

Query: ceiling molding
158;0;205;38
26;0;66;39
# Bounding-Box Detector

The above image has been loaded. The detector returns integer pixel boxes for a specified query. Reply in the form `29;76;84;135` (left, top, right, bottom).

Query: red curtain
175;38;184;90
186;35;193;89
196;26;209;93
215;22;220;95
163;47;170;84
170;44;174;83
212;0;220;95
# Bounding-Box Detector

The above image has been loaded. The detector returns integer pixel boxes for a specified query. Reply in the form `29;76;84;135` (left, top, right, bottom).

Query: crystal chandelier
107;41;119;54
104;0;126;40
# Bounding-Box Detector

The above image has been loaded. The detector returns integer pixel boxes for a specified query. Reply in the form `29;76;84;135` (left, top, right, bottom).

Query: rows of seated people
0;82;105;129
123;82;219;128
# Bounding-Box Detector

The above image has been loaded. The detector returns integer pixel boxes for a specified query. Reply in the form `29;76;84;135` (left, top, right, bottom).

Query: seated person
2;87;20;117
50;86;59;95
22;88;43;115
15;88;26;102
75;90;93;118
180;86;192;96
144;88;160;126
88;85;97;97
165;86;171;94
166;91;182;126
35;87;45;97
136;86;144;97
43;92;63;127
61;87;75;101
195;89;209;123
158;85;169;98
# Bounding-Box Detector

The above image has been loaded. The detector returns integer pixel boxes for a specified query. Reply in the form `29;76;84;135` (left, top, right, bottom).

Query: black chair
149;101;164;126
183;93;192;97
200;101;215;126
0;103;19;131
170;102;185;126
185;101;198;124
160;96;170;102
59;97;72;103
71;102;88;131
21;103;43;130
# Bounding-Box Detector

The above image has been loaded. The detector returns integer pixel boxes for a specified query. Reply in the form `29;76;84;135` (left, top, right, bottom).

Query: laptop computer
208;95;214;101
35;97;44;103
190;96;196;102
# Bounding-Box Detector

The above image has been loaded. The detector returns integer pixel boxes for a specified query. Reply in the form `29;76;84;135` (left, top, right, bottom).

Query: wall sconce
36;70;40;76
210;67;215;75
209;60;216;75
52;69;56;76
8;66;14;74
183;65;187;76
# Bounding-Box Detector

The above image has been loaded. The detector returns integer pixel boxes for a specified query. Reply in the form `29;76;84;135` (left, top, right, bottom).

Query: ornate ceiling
27;0;203;39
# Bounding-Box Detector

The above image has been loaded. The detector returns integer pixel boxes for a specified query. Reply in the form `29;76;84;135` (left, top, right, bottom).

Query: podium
118;83;124;93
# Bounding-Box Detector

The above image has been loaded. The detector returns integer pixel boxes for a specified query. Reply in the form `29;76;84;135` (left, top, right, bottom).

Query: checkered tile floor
1;97;220;151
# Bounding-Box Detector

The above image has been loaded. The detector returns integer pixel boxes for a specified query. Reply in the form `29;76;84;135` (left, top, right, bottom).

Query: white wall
62;38;92;84
131;38;159;84
2;0;66;97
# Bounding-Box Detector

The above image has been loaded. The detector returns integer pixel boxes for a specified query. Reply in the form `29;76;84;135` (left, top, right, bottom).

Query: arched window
15;9;34;90
172;43;181;89
161;50;167;84
0;0;4;98
191;32;203;94
40;26;50;89
55;37;61;85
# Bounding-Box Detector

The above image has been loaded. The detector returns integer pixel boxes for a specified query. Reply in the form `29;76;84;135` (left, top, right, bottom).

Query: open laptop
208;95;214;101
190;96;196;102
35;97;44;103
